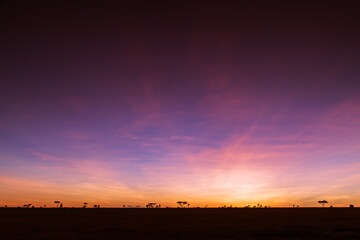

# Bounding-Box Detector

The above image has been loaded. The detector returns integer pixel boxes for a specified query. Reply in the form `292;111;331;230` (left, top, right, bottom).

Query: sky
1;2;360;208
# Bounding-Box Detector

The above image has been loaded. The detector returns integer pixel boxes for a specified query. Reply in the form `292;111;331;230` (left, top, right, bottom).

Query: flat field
1;208;360;239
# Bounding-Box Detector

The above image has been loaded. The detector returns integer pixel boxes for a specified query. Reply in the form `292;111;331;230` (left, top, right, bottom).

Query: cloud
170;136;195;141
31;151;62;161
3;90;359;207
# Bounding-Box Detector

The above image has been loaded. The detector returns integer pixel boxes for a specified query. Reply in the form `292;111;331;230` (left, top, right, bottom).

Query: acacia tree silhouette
177;201;189;208
318;200;328;208
83;202;88;208
54;201;60;208
147;203;156;208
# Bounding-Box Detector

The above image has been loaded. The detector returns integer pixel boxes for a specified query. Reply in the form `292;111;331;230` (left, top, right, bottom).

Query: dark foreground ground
1;208;360;240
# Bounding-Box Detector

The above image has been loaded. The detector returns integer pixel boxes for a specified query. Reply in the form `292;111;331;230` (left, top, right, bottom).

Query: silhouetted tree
54;201;60;208
60;203;63;208
318;200;328;208
350;204;354;208
147;203;156;208
94;205;97;208
83;202;88;208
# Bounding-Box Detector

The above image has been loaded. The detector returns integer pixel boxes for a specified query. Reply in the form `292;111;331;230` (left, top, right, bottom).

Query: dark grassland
1;208;360;239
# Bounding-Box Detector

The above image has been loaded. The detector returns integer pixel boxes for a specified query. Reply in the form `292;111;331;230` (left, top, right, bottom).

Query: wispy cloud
31;151;62;161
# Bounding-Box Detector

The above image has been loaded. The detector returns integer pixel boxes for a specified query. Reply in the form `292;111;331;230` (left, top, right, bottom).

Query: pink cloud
170;136;195;141
31;151;62;161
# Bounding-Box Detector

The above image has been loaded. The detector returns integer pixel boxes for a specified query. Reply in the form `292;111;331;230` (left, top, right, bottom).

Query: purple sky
1;2;360;207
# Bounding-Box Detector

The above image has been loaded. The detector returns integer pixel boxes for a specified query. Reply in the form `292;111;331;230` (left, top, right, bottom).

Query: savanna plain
1;208;360;239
